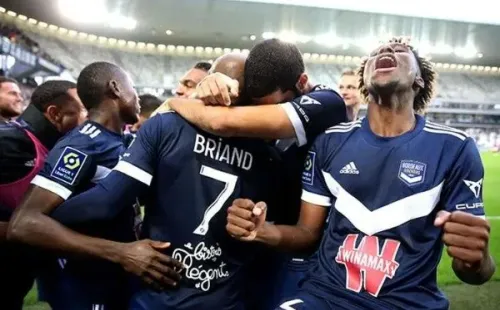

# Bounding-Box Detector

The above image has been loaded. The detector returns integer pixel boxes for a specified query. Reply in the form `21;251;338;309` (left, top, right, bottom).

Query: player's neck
367;102;415;138
88;105;124;135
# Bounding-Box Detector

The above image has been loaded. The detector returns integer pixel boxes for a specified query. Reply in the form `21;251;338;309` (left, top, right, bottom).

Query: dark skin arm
226;199;328;253
435;210;495;285
167;98;296;140
452;254;495;285
7;185;183;289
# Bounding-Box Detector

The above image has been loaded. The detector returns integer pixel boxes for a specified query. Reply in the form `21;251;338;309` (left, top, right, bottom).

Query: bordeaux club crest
398;160;427;186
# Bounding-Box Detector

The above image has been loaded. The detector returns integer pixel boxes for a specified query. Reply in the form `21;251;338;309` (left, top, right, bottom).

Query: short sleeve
301;135;332;207
32;144;96;200
441;138;485;218
113;113;175;186
279;89;347;147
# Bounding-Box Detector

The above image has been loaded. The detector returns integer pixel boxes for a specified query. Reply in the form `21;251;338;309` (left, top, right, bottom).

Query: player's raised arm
434;137;495;285
169;88;347;146
226;137;330;252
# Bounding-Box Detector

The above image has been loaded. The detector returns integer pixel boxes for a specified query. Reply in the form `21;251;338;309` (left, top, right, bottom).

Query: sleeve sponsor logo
463;179;483;198
302;151;316;185
50;147;88;185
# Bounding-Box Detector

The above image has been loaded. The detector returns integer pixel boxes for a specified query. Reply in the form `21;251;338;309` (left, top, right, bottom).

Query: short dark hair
30;80;77;112
244;39;305;98
193;61;212;72
77;61;126;110
0;76;18;87
358;37;436;113
139;94;162;116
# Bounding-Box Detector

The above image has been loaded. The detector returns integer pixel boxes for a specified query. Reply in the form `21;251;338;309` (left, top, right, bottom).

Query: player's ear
295;73;309;93
414;75;424;89
108;80;121;99
44;104;63;130
45;104;58;120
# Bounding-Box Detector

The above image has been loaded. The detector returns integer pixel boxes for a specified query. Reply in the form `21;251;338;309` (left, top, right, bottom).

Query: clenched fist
196;72;239;106
434;210;490;267
226;198;267;241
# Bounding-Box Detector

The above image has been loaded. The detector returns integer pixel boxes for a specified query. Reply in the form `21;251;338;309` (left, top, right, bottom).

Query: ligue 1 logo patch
50;147;88;185
302;151;316;185
398;160;426;186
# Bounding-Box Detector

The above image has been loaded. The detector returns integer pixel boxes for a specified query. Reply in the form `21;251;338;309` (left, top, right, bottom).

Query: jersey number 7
193;165;238;235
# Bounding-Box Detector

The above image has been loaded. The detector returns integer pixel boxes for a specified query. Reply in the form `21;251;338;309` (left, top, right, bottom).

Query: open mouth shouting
375;54;397;72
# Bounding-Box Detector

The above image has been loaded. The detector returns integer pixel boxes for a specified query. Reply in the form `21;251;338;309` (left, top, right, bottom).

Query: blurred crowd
0;22;63;67
1;23;499;150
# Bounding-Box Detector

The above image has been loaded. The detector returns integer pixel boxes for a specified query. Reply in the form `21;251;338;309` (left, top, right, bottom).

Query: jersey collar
360;114;425;148
18;104;62;149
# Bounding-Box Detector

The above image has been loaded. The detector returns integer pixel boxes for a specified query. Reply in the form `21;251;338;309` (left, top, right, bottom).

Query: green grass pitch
22;152;500;309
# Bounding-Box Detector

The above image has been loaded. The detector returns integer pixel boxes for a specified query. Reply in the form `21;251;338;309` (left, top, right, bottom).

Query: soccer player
338;69;362;120
0;80;86;310
21;52;275;310
174;61;212;98
129;94;162;133
0;76;23;122
226;38;495;310
165;39;348;309
7;62;144;310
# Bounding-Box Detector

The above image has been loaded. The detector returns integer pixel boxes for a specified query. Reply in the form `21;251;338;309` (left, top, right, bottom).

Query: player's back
300;116;485;310
33;120;136;308
122;112;276;310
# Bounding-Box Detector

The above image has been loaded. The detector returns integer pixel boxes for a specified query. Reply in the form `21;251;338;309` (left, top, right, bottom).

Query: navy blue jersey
268;85;347;225
246;86;347;310
112;112;275;309
33;121;127;199
299;116;485;310
30;121;136;305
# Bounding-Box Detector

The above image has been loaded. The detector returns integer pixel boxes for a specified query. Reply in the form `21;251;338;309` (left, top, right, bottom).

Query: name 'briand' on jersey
113;86;346;309
113;111;277;309
48;85;347;310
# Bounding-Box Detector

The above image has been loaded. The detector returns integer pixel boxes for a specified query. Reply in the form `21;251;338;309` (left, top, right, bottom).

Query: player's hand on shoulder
196;72;239;106
118;239;184;291
435;210;490;266
226;198;267;241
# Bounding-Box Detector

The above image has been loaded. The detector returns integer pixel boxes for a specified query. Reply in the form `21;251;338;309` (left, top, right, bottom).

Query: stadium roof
3;0;500;66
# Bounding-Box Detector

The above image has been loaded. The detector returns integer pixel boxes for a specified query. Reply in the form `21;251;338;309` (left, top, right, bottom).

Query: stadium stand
24;31;500;101
2;22;499;149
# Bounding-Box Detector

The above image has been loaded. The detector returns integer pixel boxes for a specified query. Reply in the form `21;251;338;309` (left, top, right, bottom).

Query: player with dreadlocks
227;38;495;310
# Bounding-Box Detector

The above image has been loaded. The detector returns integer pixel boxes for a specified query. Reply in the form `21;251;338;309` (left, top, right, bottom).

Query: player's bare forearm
167;98;233;136
169;98;294;139
7;186;124;263
452;253;496;285
255;201;327;252
9;213;125;263
255;222;322;253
